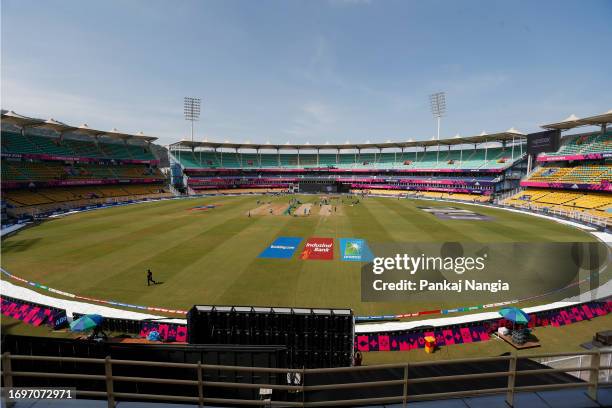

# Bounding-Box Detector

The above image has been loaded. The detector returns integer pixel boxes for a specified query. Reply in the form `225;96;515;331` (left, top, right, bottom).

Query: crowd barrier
356;300;611;352
140;321;188;342
495;202;611;229
4;294;611;357
1;296;63;327
72;312;188;342
3;295;188;342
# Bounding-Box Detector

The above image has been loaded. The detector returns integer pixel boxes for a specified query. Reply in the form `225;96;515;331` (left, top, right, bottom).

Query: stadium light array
429;92;446;140
184;97;201;142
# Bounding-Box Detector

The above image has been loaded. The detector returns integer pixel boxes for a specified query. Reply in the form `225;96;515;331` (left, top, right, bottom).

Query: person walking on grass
147;269;157;286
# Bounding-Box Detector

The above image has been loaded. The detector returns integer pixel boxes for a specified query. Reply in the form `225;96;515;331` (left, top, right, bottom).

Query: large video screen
527;129;561;154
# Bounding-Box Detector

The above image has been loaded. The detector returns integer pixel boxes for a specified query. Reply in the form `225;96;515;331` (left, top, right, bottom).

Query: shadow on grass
1;320;23;333
1;238;42;253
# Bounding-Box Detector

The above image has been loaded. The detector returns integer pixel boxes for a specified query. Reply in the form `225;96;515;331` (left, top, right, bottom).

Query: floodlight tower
429;92;446;140
184;97;201;142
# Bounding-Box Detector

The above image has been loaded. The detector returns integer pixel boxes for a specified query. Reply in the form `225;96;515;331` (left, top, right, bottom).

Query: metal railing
496;202;611;228
489;180;610;229
2;350;611;407
535;351;612;383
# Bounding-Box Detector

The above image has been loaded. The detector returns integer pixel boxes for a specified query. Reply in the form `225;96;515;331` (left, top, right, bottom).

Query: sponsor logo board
301;237;334;260
340;238;374;262
258;237;302;259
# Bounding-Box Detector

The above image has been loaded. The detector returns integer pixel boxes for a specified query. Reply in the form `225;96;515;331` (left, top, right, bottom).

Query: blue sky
2;0;611;146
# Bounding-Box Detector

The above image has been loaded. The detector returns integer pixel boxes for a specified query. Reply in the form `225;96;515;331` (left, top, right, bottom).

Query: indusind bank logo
301;238;334;260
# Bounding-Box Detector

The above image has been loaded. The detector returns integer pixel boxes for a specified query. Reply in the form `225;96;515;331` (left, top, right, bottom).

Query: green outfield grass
1;194;599;317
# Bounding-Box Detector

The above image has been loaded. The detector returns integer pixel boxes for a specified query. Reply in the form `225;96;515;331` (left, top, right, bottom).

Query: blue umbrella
499;307;529;324
70;314;104;332
147;330;161;341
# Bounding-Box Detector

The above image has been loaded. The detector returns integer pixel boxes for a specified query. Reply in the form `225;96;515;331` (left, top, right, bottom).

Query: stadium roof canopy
0;110;157;142
541;109;612;130
0;110;44;128
36;118;77;133
170;129;525;151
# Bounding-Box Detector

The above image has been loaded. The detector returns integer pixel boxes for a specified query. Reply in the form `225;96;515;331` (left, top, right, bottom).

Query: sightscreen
299;183;338;193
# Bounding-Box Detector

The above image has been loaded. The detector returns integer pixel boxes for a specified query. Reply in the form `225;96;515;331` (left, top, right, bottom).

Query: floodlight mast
184;97;201;142
429;92;446;140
